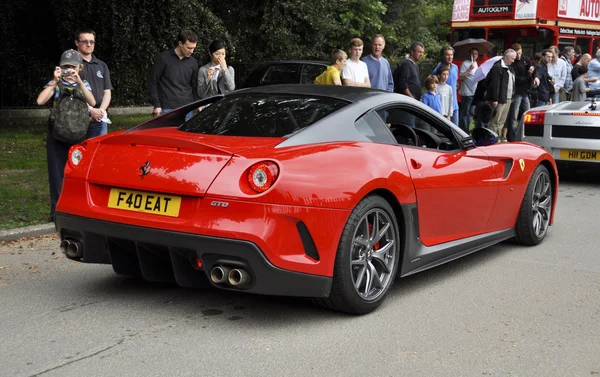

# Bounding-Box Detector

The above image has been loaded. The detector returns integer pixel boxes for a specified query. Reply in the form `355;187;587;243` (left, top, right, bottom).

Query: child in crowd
436;66;454;121
315;49;347;85
571;65;590;102
421;75;442;115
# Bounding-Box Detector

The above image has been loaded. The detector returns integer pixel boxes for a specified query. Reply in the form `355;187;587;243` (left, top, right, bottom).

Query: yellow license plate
559;149;600;161
108;188;181;217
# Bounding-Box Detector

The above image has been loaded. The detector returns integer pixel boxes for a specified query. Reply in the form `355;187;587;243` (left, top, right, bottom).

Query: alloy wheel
531;170;552;239
350;208;398;301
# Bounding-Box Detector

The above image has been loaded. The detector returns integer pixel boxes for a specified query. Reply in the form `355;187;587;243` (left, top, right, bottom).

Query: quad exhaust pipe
59;239;83;259
210;265;251;287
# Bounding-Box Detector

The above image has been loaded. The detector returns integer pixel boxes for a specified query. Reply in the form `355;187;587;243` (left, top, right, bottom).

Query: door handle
410;159;422;169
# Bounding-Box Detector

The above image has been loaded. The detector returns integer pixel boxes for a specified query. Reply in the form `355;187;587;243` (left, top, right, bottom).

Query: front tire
515;164;552;245
316;195;401;314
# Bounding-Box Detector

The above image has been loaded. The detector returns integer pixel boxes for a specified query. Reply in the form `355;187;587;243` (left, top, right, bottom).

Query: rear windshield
178;94;348;137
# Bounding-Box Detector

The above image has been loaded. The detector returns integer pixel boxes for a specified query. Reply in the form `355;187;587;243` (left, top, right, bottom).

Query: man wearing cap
36;49;95;222
149;30;199;120
75;28;113;138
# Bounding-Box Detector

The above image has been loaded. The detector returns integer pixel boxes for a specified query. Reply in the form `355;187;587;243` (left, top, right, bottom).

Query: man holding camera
75;28;113;138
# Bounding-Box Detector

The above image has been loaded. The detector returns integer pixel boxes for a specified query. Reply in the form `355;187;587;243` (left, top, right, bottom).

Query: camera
61;68;71;77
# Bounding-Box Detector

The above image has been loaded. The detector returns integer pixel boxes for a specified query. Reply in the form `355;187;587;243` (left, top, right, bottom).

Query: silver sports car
520;99;600;167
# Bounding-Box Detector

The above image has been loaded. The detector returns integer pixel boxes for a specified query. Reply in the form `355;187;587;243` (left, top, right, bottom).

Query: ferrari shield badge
139;161;151;179
519;159;525;171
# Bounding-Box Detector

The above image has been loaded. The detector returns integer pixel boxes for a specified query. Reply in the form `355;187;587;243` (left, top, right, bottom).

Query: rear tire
515;164;552;246
315;195;401;314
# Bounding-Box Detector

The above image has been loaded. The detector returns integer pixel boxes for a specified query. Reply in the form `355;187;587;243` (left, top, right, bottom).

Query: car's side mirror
471;127;498;146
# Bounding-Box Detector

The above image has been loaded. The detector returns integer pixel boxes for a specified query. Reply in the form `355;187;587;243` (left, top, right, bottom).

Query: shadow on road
40;239;515;325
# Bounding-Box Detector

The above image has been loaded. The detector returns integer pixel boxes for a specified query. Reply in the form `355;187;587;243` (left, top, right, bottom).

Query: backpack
49;81;90;144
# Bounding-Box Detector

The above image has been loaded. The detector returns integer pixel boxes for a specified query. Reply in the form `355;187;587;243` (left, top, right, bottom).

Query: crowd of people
36;27;599;222
315;35;600;144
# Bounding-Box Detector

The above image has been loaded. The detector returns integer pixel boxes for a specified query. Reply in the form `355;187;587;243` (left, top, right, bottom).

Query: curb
0;223;57;242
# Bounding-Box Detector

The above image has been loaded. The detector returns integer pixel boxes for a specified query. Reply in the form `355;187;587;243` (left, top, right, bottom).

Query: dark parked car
240;60;327;88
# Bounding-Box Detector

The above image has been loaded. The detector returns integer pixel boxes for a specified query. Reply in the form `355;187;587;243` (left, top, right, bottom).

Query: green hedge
0;0;452;108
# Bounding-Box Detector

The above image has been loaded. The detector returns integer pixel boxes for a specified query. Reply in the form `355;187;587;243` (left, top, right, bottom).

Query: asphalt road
1;171;599;377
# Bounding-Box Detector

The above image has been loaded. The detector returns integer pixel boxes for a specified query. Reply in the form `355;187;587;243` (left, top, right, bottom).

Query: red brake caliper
368;223;380;250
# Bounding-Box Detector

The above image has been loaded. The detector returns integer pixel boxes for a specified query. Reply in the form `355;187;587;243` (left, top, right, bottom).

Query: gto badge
210;201;229;208
139;161;151;179
519;159;525;172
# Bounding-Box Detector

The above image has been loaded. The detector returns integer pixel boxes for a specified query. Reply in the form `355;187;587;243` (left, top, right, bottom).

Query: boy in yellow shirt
315;49;347;85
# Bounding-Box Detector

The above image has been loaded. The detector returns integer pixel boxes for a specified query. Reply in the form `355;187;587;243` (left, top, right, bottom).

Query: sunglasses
78;40;95;45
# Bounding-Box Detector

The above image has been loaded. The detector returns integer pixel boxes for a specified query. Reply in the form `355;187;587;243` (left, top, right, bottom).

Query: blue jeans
459;96;474;132
163;108;194;121
552;91;560;105
451;109;459;127
535;100;548;107
510;94;531;140
87;121;107;139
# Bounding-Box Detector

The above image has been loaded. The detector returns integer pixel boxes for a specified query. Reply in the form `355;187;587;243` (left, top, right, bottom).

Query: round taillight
68;145;85;168
247;161;279;193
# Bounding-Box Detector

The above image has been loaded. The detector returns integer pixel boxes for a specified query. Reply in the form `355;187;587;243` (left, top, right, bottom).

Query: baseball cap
60;49;82;66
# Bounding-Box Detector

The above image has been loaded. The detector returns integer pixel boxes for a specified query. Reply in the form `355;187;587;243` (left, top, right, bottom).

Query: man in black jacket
507;43;533;141
485;49;516;141
533;49;554;107
394;41;424;101
148;30;199;120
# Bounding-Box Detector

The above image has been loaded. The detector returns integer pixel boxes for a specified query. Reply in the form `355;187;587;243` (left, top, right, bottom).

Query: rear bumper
55;213;332;298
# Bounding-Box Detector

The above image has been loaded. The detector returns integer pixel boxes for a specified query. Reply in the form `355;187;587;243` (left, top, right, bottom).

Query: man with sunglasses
75;28;113;138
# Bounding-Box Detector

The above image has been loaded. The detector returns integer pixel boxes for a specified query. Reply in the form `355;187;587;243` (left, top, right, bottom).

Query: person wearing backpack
36;49;95;222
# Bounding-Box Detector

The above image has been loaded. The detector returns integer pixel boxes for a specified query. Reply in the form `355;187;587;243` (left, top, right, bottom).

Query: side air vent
503;160;514;179
296;221;320;261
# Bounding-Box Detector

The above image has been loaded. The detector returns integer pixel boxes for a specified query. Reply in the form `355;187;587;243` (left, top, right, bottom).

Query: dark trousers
46;134;71;221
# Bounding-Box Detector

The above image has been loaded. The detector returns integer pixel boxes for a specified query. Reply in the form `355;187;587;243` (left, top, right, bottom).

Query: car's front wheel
316;195;401;314
515;164;553;245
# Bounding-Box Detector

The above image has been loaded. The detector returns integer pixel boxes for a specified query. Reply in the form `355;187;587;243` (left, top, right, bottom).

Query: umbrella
452;38;495;59
473;55;502;83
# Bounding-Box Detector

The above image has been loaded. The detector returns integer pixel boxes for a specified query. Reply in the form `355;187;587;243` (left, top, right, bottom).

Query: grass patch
0;114;152;230
0;168;49;229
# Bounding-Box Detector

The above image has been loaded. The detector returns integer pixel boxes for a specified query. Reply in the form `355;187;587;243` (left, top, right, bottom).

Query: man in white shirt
547;45;567;104
459;48;478;132
342;38;371;87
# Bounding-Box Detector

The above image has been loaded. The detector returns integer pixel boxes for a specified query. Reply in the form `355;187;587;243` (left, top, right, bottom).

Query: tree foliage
0;0;452;108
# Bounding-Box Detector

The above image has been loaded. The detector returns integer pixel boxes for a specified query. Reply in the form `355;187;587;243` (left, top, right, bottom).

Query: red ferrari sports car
55;85;558;314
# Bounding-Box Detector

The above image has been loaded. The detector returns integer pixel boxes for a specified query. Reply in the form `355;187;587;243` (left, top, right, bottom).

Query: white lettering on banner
452;0;470;21
475;6;511;13
560;27;600;36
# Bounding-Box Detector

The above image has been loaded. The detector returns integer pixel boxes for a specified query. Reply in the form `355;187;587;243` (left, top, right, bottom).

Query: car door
377;105;499;246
